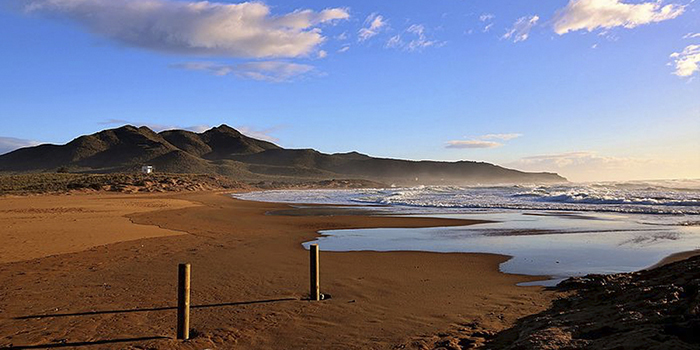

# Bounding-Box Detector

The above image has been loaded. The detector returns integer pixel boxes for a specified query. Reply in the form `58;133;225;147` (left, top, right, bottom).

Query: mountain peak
109;124;148;131
207;124;240;135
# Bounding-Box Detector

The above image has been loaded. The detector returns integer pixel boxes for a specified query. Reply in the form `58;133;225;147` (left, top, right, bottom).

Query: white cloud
336;32;349;41
338;45;350;53
445;140;503;149
0;136;41;155
684;33;700;39
237;126;284;143
479;13;495;22
406;24;438;51
171;61;315;82
553;0;685;35
386;24;441;51
358;13;387;41
317;50;328;59
22;0;349;58
481;133;523;141
386;35;402;49
670;44;700;77
446;132;522;150
503;15;539;43
480;13;495;32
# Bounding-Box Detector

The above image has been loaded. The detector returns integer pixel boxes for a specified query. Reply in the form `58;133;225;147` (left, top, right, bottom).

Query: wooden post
310;244;320;301
177;263;191;340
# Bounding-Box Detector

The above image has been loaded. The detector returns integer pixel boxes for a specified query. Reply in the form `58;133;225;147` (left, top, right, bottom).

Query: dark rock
483;255;700;349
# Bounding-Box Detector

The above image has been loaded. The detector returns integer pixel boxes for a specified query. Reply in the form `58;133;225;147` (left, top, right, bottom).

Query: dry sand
0;194;197;263
0;192;554;349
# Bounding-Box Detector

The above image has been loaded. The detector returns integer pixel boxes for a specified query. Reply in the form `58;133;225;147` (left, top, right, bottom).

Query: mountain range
0;125;566;184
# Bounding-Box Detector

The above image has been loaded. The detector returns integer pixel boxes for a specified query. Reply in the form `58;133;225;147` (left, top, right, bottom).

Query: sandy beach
3;1;698;347
0;191;554;349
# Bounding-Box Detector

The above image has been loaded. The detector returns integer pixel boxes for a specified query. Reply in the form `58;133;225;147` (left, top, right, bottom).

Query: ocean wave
517;191;700;207
234;181;700;216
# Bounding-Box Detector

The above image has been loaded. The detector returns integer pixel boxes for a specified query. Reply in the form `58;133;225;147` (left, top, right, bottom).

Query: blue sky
0;0;699;181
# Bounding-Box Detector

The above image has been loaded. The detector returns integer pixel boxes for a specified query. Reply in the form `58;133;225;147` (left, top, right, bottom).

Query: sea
234;179;700;285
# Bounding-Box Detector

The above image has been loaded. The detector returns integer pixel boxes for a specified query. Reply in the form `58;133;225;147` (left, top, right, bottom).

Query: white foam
234;180;700;216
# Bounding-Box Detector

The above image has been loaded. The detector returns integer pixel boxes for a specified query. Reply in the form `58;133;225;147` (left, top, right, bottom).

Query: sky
0;0;699;182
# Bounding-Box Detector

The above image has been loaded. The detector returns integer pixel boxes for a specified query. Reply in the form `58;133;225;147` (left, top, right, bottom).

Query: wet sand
650;248;700;268
0;192;554;349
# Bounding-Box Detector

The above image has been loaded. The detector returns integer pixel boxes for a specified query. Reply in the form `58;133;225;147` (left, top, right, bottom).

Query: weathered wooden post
177;263;191;340
310;244;320;301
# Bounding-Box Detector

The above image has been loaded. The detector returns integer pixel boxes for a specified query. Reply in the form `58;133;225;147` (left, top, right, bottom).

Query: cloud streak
445;140;503;149
503;15;539;43
446;132;522;150
553;0;685;35
0;136;41;155
171;61;315;82
21;0;349;58
480;13;495;32
358;13;387;42
513;151;639;168
236;126;285;143
386;24;441;51
481;133;523;141
479;14;495;22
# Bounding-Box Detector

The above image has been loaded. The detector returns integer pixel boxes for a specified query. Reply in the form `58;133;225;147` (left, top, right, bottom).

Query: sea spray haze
236;179;700;217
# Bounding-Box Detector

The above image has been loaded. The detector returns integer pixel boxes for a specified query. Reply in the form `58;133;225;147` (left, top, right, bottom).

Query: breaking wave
234;179;700;216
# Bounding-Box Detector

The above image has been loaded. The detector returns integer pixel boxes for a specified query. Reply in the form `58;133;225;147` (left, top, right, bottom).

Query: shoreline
0;191;554;349
246;194;698;283
649;248;700;269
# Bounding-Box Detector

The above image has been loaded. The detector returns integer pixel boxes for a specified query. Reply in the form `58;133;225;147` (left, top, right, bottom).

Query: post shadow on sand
14;297;297;320
5;298;298;349
0;337;169;350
